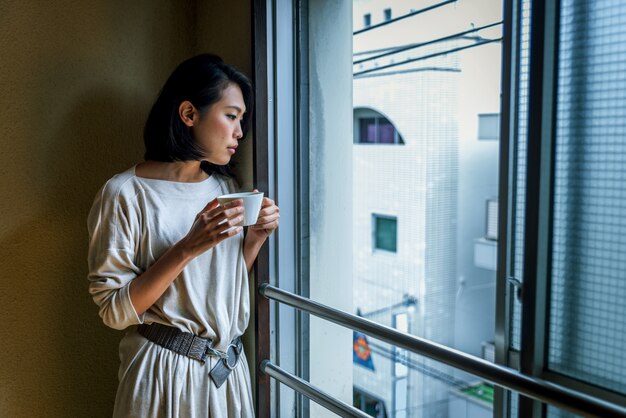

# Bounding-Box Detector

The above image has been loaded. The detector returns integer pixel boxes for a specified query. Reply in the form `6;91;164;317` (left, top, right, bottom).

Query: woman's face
191;83;246;165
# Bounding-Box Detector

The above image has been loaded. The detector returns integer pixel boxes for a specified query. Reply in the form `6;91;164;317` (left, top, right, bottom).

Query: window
485;197;498;240
353;388;388;418
383;8;392;22
351;0;502;416
478;113;500;140
358;117;376;143
547;0;626;406
260;0;626;416
354;109;405;144
267;0;505;416
364;13;371;28
373;214;397;253
358;117;404;144
505;0;626;416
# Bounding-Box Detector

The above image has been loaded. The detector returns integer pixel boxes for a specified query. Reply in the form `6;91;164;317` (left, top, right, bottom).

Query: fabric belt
137;323;243;388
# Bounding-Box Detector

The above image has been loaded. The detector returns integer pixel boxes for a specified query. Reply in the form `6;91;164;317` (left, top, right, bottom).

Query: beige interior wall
196;1;254;189
0;1;252;416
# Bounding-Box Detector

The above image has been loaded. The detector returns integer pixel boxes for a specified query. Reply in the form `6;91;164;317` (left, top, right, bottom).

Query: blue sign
353;331;375;371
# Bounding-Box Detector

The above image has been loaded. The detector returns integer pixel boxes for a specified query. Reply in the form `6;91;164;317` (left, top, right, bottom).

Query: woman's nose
234;123;243;139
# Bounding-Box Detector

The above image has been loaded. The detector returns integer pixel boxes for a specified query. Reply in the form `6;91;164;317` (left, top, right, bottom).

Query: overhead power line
353;21;503;66
353;0;457;36
367;341;468;389
353;37;503;77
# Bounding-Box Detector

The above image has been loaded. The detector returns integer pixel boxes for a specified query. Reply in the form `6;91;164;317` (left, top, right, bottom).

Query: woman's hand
243;193;279;272
178;198;244;259
247;195;280;242
129;198;243;316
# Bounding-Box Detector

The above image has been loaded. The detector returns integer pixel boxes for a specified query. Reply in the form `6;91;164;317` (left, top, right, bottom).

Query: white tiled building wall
352;62;459;416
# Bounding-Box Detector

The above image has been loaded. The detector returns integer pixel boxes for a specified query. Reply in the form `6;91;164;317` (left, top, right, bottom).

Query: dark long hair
143;54;253;176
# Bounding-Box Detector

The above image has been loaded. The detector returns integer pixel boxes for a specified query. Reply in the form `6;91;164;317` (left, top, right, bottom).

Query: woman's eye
226;114;237;120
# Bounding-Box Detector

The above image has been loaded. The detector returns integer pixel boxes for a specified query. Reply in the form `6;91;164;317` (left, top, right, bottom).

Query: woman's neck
135;160;209;183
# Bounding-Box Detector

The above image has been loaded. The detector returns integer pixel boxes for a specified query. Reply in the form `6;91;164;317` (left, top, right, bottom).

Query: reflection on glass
352;0;502;416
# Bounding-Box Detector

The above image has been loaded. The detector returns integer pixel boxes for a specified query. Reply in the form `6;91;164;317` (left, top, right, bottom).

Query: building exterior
352;1;502;416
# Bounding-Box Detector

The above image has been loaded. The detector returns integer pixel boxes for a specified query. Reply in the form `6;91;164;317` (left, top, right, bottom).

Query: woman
87;54;278;417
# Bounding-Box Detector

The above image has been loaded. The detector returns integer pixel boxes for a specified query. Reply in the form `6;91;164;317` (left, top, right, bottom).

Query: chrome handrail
261;360;370;418
259;283;626;418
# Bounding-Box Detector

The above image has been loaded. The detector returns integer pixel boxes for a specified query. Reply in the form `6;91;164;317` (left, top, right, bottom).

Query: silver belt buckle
222;343;240;370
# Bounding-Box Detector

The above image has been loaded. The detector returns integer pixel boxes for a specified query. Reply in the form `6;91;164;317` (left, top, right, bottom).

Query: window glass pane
360;117;377;143
374;215;397;252
377;118;396;144
364;13;372;28
486;198;499;240
356;112;404;145
509;392;519;418
478;113;500;140
547;0;626;394
547;405;583;418
307;2;354;413
351;0;503;416
384;8;392;22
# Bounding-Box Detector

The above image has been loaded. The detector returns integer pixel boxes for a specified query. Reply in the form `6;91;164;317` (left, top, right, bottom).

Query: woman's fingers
255;198;278;218
199;198;219;214
250;208;280;230
250;221;278;231
220;206;244;221
201;209;243;231
184;199;247;257
254;211;280;225
222;225;244;237
197;194;280;240
197;199;243;237
205;200;243;222
255;200;280;224
261;197;275;207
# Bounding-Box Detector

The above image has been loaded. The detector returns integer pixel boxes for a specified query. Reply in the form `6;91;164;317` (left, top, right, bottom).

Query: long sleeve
87;179;144;330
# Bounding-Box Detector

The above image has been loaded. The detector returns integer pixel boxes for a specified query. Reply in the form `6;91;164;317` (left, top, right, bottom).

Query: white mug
217;191;264;226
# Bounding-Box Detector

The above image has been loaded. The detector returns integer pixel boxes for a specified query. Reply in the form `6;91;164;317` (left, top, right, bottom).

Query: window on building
478;113;500;140
373;215;397;253
364;13;371;28
485;197;498;240
262;0;626;416
353;388;388;418
383;8;392;22
355;113;405;145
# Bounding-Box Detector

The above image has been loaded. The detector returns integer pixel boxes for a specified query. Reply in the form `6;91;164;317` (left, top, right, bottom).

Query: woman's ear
179;101;197;127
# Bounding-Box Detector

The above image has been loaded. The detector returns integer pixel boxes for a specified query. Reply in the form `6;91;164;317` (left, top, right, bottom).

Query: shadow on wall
0;88;144;417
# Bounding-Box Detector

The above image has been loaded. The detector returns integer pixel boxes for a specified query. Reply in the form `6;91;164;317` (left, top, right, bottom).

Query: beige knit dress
87;166;254;418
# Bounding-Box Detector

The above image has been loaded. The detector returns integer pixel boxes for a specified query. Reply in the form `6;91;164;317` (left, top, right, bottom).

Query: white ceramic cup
217;191;264;226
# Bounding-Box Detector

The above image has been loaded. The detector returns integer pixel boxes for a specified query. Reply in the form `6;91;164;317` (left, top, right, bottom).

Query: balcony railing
259;283;626;418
